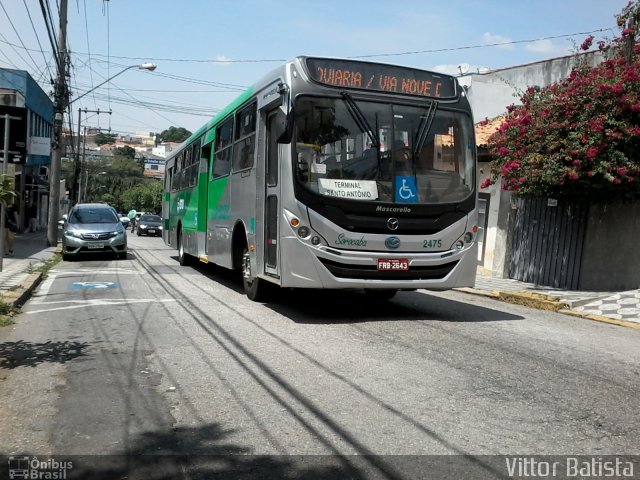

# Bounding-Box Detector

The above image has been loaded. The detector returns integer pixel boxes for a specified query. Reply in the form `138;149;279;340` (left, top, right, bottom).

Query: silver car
62;203;128;260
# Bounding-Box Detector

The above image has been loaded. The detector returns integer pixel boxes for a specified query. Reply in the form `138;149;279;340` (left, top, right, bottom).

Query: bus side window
213;118;233;178
233;102;257;171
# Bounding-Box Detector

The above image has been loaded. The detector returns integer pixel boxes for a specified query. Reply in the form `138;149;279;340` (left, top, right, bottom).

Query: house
465;50;606;278
0;68;54;231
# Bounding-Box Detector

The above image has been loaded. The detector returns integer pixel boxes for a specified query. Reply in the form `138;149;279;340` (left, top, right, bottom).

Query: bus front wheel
242;247;270;302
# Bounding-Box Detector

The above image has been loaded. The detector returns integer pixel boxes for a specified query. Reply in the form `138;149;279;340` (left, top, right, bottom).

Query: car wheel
118;251;127;260
242;246;271;302
137;231;141;236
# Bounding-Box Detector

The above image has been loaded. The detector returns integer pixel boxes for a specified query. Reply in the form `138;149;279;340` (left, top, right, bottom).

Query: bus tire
178;230;191;266
242;246;270;302
364;288;398;300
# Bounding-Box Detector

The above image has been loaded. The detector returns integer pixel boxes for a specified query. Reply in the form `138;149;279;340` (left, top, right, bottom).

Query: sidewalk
0;231;638;328
456;273;640;329
0;229;59;307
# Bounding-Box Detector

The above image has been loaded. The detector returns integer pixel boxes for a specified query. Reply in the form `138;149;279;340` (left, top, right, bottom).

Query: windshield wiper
413;101;437;156
340;91;380;149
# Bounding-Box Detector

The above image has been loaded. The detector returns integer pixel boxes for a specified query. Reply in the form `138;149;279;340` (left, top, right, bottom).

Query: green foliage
484;1;640;203
94;132;118;146
159;126;191;143
0;174;16;206
111;156;144;177
113;145;136;159
121;181;163;213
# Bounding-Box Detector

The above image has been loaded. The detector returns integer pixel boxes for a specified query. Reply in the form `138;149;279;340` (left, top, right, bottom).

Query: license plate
88;243;104;249
148;229;156;234
377;258;409;271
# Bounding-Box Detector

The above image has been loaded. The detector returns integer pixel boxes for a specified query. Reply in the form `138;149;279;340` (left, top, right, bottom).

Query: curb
457;287;567;311
457;287;640;329
2;272;44;308
559;309;640;330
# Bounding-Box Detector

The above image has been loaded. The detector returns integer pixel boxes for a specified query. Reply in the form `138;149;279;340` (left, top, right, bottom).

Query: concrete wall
580;202;640;291
466;51;604;122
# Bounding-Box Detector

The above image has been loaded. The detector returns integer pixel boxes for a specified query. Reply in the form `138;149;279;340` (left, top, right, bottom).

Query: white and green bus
163;56;478;301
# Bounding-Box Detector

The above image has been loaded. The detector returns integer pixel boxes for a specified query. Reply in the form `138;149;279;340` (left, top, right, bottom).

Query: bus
163;56;478;302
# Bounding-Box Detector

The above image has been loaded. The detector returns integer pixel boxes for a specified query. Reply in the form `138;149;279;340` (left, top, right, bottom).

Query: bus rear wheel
242;247;270;302
178;230;191;266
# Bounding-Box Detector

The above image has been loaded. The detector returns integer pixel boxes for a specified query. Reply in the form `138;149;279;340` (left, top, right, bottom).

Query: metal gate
509;197;588;289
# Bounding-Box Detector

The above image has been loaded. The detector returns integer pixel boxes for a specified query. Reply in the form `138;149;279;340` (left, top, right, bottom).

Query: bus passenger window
213;118;233;178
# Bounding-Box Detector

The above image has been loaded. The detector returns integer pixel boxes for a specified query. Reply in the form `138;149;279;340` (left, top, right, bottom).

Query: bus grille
318;258;459;280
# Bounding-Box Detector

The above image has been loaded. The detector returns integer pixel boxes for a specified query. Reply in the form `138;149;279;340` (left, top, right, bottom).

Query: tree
158;126;191;143
94;132;118;146
121;181;163;213
113;145;135;159
483;1;640;203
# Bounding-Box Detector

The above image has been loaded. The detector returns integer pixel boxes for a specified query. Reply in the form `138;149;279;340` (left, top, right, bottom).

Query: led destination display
305;57;457;99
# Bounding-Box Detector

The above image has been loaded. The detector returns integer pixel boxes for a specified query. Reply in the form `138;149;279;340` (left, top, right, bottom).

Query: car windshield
68;208;118;224
293;96;475;205
140;215;161;222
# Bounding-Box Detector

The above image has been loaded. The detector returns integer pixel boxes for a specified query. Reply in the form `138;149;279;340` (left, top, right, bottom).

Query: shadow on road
0;340;89;369
66;423;371;480
267;289;524;324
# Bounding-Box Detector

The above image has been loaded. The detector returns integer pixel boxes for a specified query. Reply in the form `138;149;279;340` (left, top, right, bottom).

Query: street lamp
69;63;157;204
70;63;157;105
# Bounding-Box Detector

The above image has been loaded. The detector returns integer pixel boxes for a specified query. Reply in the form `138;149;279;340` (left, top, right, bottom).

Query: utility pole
72;108;109;205
46;0;68;247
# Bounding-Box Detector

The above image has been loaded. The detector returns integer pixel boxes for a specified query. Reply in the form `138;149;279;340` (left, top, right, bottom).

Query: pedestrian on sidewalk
4;203;18;257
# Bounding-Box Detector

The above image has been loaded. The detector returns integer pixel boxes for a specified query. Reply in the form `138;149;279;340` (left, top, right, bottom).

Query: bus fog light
298;226;310;238
455;240;464;250
311;236;321;245
464;232;473;243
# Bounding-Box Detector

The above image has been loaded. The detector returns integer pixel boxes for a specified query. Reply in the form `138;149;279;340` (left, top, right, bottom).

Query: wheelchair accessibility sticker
395;176;418;203
70;281;117;289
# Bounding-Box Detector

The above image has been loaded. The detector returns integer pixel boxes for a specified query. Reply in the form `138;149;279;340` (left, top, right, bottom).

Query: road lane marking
70;281;117;289
26;298;177;314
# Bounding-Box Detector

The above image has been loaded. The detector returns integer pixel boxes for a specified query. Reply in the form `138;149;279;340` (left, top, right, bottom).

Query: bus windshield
294;96;475;205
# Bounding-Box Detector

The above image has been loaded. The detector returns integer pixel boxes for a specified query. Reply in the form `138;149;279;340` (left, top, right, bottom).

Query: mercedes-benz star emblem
387;217;399;231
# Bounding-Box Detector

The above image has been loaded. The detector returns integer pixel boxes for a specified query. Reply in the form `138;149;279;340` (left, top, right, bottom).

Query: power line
0;27;613;68
349;29;612;59
21;0;54;83
0;0;44;75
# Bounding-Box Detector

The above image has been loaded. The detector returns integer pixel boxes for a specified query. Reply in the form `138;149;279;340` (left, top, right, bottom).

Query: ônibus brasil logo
8;456;73;479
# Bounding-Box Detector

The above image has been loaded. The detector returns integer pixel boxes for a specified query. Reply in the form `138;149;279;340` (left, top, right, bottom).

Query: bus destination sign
305;57;457;99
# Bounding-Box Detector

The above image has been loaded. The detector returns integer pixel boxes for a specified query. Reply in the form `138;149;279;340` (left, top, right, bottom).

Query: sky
0;0;631;137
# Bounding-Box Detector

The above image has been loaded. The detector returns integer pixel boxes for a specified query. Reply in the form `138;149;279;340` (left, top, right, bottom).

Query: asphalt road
1;234;639;479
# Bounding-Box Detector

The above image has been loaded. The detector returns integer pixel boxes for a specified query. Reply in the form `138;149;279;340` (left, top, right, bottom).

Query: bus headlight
464;232;474;243
297;226;310;238
455;240;464;250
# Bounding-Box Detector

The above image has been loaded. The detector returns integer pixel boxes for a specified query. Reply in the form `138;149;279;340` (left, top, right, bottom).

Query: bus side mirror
276;108;293;144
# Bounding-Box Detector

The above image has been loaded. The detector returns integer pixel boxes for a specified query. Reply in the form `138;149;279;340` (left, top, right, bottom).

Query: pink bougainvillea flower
580;35;594;51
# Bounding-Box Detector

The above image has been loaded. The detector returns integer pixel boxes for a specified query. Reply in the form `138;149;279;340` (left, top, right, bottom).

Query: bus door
264;109;281;277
